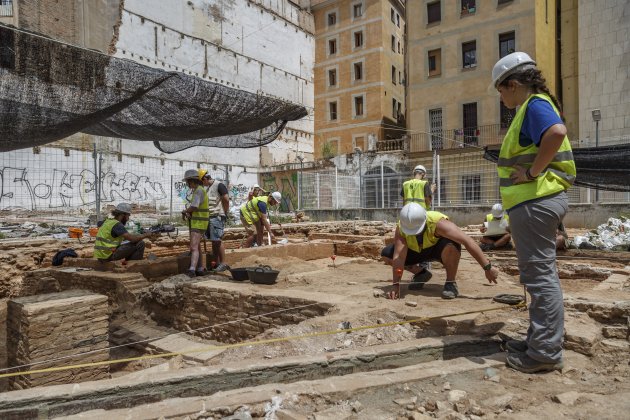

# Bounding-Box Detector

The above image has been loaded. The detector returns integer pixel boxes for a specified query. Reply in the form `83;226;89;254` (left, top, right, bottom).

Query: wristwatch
483;262;492;271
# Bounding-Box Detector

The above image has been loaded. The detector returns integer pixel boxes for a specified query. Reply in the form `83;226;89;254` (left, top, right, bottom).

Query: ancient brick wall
7;290;110;389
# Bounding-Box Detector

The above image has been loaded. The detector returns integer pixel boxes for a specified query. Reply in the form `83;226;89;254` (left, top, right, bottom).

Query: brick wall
7;290;110;389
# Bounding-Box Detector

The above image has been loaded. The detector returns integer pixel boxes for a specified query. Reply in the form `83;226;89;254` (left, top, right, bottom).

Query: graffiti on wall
262;171;298;212
0;167;166;210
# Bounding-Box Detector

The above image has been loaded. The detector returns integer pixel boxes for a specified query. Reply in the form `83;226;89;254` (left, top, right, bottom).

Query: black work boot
506;352;563;373
506;339;528;353
409;269;433;290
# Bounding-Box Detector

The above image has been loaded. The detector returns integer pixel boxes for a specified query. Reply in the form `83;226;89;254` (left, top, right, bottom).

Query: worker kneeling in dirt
240;191;281;247
381;203;499;299
480;203;512;251
93;203;157;262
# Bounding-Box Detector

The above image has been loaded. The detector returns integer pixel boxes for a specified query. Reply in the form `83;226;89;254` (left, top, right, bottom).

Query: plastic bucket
68;227;84;239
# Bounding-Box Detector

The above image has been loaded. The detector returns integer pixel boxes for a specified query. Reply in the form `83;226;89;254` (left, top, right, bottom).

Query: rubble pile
573;217;630;251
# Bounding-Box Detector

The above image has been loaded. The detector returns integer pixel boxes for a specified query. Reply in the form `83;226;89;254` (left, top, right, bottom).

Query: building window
463;102;478;146
429;108;443;150
500;102;515;128
499;31;515;58
461;175;481;203
328;69;337;87
0;0;13;17
354;95;364;117
391;8;395;23
327;12;337;26
427;1;441;24
329;101;338;121
391;35;396;51
396;13;400;27
498;0;513;5
461;0;476;15
354;31;364;48
462;40;477;68
392;99;398;118
328;39;337;55
397;41;401;53
353;2;363;18
353;135;366;151
353;62;363;80
391;66;397;84
428;48;441;77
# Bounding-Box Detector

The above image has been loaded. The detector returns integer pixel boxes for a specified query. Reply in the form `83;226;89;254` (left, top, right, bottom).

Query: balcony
0;0;13;17
376;137;408;153
409;124;507;152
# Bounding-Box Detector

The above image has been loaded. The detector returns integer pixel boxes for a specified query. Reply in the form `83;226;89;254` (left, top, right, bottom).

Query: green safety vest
402;179;428;209
398;211;448;253
93;219;124;260
486;213;510;225
189;185;209;231
497;94;576;210
240;196;270;224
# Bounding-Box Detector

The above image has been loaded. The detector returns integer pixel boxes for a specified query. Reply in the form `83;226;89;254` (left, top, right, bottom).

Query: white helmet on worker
183;169;200;181
399;203;427;235
413;165;426;174
271;191;282;204
491;203;504;218
253;183;260;189
114;203;132;215
491;51;537;88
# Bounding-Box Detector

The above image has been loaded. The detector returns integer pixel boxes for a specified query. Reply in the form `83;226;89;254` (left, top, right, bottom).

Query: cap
115;203;132;214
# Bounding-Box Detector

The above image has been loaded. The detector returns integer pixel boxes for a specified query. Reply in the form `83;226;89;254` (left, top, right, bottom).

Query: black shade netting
483;144;630;192
0;24;308;153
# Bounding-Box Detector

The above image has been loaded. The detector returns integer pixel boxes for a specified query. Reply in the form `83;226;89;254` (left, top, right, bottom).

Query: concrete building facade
311;0;406;158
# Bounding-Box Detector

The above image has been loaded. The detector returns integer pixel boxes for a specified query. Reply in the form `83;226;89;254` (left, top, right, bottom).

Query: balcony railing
0;1;13;17
376;137;408;152
409;124;507;152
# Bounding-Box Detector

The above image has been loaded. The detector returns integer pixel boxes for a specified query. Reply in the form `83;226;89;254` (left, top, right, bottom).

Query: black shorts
485;234;506;241
381;238;461;266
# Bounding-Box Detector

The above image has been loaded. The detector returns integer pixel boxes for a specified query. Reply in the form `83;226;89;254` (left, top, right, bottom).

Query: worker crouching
240;191;281;247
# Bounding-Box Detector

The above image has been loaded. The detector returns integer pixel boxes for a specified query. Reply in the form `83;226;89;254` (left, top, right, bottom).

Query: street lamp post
297;155;304;210
592;109;601;202
354;147;363;208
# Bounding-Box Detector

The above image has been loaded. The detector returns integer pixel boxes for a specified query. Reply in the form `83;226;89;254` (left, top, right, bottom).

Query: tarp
483;144;630;192
0;24;307;153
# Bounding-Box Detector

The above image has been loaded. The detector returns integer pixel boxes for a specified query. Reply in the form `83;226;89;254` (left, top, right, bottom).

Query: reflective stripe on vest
93;219;124;259
402;179;428;209
398;211;448;253
240;196;269;224
497;94;576;210
190;186;210;230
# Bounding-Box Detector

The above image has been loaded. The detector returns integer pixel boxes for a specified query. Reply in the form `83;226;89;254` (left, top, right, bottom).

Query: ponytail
500;68;563;114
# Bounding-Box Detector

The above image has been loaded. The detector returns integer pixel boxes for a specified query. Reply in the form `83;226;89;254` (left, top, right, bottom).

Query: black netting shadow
0;24;307;153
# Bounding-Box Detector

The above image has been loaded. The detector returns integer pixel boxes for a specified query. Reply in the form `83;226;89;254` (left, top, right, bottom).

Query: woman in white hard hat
381;203;498;300
492;52;576;373
479;203;512;251
240;191;281;247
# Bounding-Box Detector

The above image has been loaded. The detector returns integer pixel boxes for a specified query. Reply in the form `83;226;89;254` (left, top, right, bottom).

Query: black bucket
229;268;250;281
247;266;279;285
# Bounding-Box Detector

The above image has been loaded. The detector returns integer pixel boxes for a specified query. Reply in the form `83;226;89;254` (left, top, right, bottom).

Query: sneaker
409;269;433;290
185;270;196;278
506;351;563;374
506;339;528;353
480;243;494;252
195;268;208;277
214;263;230;273
441;282;459;299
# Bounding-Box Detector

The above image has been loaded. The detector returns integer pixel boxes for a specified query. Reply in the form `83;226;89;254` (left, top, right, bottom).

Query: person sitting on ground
480;203;512;251
240;191;281;247
381;203;499;299
93;203;157;262
200;169;231;272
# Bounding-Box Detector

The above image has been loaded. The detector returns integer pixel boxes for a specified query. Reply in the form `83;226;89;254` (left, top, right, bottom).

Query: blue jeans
205;216;225;241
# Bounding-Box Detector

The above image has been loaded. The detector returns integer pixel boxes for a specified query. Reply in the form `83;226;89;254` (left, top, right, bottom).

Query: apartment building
311;0;406;158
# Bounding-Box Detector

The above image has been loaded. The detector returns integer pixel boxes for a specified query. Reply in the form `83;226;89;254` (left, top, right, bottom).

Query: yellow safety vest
93;219;124;260
398;211;448;253
189;185;209;231
497;94;576;210
486;213;510;225
240;196;270;225
402;179;428;209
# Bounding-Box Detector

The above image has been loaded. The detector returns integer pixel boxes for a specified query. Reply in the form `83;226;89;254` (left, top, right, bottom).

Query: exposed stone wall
7;290;110;390
151;281;332;343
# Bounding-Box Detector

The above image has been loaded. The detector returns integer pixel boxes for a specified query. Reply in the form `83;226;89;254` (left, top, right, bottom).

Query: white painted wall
578;0;630;145
114;0;315;166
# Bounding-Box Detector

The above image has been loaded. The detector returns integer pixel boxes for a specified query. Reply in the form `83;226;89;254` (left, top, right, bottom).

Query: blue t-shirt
519;98;563;148
257;201;267;214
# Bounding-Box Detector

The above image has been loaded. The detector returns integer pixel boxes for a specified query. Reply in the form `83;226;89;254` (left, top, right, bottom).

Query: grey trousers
509;192;568;363
110;241;146;261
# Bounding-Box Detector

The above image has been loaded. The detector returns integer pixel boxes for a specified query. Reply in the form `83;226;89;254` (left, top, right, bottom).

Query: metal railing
0;0;13;17
409;124;507;152
376;137;408;152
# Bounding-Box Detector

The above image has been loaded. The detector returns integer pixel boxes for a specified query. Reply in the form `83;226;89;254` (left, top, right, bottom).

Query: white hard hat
399;203;427;236
491;203;504;218
491;51;537;88
183;169;199;181
253;184;260;189
115;203;132;214
413;165;426;174
271;191;282;203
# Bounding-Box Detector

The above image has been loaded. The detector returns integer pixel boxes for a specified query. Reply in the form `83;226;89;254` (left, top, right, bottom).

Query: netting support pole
335;166;339;209
93;144;101;224
316;173;320;209
169;175;174;222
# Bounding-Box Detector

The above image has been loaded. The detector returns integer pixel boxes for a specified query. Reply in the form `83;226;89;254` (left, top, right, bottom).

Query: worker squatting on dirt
181;169;210;278
240;191;282;248
93;203;158;262
381;203;499;300
479;203;513;251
